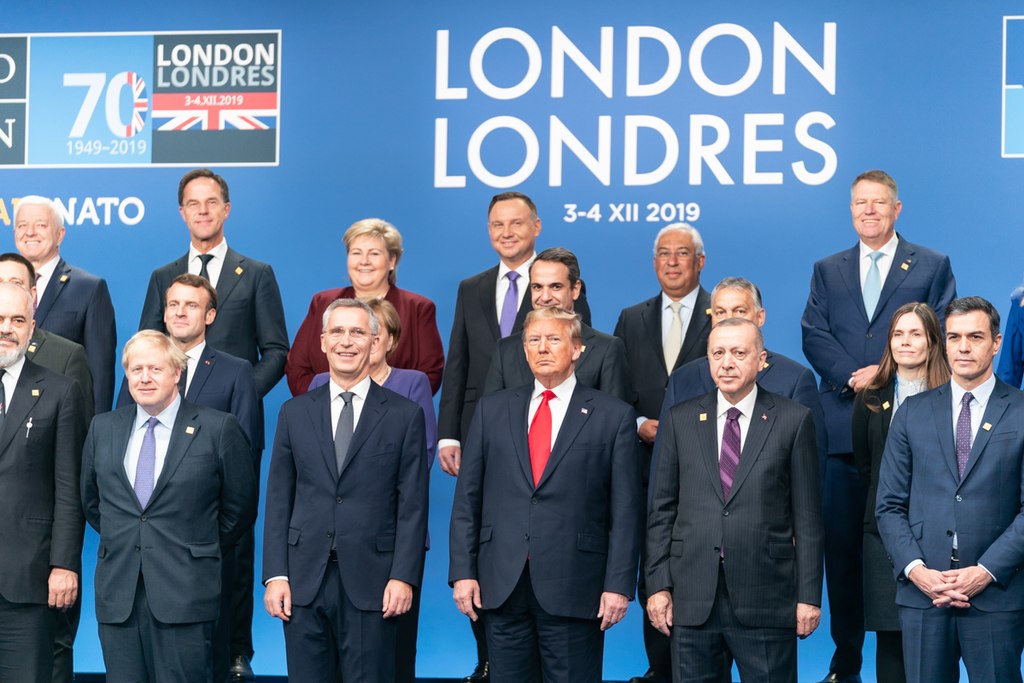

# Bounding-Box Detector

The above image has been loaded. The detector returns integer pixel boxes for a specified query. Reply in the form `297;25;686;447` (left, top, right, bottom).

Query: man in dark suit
647;317;823;681
613;223;710;683
263;298;428;683
81;330;257;682
450;306;642;683
0;252;93;683
483;248;632;404
801;170;956;683
14;196;116;414
877;297;1024;682
0;282;87;683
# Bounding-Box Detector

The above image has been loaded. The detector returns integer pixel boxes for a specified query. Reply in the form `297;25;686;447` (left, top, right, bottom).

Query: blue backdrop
4;1;1024;679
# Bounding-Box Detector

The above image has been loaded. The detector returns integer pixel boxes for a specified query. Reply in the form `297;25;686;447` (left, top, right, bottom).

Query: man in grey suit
81;330;257;682
877;297;1024;682
647;318;823;681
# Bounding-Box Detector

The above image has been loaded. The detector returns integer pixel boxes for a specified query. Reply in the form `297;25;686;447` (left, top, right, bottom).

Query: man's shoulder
61;259;108;287
224;246;274;271
764;350;812;377
20;357;77;392
618;293;660;320
813;243;858;268
459;264;500;290
896;237;950;263
582;324;620;346
31;328;85;356
206;346;252;371
758;387;814;422
572;382;633;415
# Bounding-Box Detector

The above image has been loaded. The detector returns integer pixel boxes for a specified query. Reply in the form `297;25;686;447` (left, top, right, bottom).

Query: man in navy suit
877;297;1024;682
81;330;257;682
14;196;116;414
801;170;956;683
450;306;642;683
263;298;428;683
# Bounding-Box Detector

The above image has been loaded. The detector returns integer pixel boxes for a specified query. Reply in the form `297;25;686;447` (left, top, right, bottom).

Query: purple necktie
134;417;159;508
499;271;520;337
720;407;741;499
956;392;973;479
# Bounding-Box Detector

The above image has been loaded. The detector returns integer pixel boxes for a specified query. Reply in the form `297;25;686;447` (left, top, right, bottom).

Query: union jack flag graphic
151;92;278;131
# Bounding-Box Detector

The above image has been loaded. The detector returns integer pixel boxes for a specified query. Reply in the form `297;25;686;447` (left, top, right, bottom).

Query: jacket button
722;510;730;516
531;498;538;505
134;545;141;551
524;534;529;541
955;495;963;502
326;531;334;538
336;497;343;504
946;530;953;537
140;515;147;522
866;332;873;339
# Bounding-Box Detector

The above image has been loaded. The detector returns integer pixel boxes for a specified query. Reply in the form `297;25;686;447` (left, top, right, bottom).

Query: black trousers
0;593;56;683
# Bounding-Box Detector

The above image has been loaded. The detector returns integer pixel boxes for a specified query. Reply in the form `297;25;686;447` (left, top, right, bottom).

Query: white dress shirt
123;394;182;485
528;374;577;453
34;255;61;304
858;234;899;290
715;386;758;459
182;341;205;397
0;355;26;413
661;287;700;346
330;374;372;434
188;239;229;288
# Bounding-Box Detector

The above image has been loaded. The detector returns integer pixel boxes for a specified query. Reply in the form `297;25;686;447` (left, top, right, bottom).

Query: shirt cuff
438;439;460;450
636;416;650;431
265;576;289;585
978;563;996;582
903;559;924;578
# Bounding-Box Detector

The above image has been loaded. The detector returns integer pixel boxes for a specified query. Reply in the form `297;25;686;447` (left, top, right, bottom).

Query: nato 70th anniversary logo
0;30;280;168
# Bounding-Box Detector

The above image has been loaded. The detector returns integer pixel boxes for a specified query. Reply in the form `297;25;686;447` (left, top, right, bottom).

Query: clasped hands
908;564;992;608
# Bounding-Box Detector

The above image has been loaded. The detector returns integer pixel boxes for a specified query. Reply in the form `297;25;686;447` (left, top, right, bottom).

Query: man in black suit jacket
647;318;823;681
82;330;257;682
450;307;642;683
263;298;428;683
613;223;710;683
483;248;632;404
14;196;116;414
0;282;87;683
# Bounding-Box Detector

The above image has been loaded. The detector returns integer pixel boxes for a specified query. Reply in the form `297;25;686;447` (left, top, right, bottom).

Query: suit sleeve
250;263;290;397
81;417;101;534
50;380;88;573
792;365;829;480
977;424;1024;583
138;270;166;334
438;281;470;441
66;342;95;418
875;404;922;578
604;405;642;598
790;408;824;607
449;401;487;583
390;405;428;586
262;406;296;581
997;292;1024;388
217;414;258;545
229;363;262;464
599;334;636;406
851;394;872;486
927;255;957;329
646;405;681;594
482;340;506;396
801;261;862;389
84;278;116;413
286;295;324;396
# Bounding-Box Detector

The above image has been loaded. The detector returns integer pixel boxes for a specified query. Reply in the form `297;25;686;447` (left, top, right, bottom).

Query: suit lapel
216;249;245;309
185;345;216;401
960;382;1011;485
508;387;534;487
476;266;502;340
930;384;959;482
573;325;598;376
26;330;46;359
837;246;869;324
694;394;724;503
110;408;137;504
878;382;896;441
536;386;593;488
149;403;200;505
339;383;387;478
677;288;711;371
309;386;338;481
872;238;916;323
0;363;44;454
728;390;775;502
34;258;71;324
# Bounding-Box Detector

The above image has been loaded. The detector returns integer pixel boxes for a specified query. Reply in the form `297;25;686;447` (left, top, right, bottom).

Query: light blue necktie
863;251;884;319
134;417;159;508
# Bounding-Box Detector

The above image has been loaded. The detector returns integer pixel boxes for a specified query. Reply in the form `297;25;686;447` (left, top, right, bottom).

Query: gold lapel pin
581;408;588;415
900;262;909;271
699;413;707;422
705;308;712;315
185;426;196;435
235;266;244;275
580;345;587;354
59;274;69;282
882;401;891;410
761;361;770;370
982;422;992;431
27;343;37;353
31;389;40;396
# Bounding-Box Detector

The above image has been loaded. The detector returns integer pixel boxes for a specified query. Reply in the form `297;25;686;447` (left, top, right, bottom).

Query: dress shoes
230;654;256;681
817;673;862;683
629;668;670;683
463;660;489;682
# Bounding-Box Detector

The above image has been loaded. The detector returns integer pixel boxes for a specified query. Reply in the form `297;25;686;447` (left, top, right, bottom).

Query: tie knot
340;391;354;406
199;254;213;265
669;301;682;314
868;251;884;264
540;390;556;403
146;416;160;430
507;271;519;283
726;407;742;421
961;392;973;407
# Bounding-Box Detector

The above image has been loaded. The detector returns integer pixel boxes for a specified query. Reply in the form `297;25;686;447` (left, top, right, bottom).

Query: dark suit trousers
52;595;81;683
823;454;866;675
284;559;395;683
0;593;56;683
484;565;604;683
900;605;1024;683
637;475;672;677
395;569;423;683
98;575;214;683
672;564;796;683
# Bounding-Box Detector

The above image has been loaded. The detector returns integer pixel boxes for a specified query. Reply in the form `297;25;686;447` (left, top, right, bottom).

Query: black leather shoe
463;661;489;682
230;654;256;681
817;673;862;683
629;669;670;683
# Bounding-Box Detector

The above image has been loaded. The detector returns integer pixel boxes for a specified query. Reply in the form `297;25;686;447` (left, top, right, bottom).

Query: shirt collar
134;392;182;430
532;373;577;402
498;253;536;282
36;255;61;281
662;286;700;311
859;233;899;259
1;354;27;384
951;373;996;409
330;373;372;401
188;238;229;264
183;340;206;361
716;385;759;419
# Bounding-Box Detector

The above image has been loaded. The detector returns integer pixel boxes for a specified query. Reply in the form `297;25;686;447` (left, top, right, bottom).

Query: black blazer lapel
694;394;724;504
339;383;387;478
308;386;338;481
110;408;137;505
536;386;593;488
0;363;45;454
728;390;775;501
930;384;959;482
216;249;245;309
34;258;71;324
185;346;217;401
475;266;502;340
872;237;916;322
677;287;711;370
639;294;666;371
149;404;200;505
573;325;599;376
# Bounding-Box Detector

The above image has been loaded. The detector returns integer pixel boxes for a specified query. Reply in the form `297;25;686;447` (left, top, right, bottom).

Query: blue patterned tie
499;271;520;337
720;407;742;499
956;392;973;479
863;251;884;319
134;417;160;508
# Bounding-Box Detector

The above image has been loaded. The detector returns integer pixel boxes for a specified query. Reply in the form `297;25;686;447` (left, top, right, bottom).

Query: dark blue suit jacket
262;382;428;611
449;382;642;619
801;236;956;453
35;258;116;413
996;287;1024;388
877;379;1024;611
116;344;261;459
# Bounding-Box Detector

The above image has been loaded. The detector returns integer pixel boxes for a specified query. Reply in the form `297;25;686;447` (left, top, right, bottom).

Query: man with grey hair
263;298;428;682
0;282;87;683
14;195;116;414
613;223;711;683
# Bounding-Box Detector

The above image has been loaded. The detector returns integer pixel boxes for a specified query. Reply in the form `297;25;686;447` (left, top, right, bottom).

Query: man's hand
934;566;993;608
597;592;629;631
382;579;413;618
796;603;821;638
47;568;78;610
264;580;292;621
908;565;952;603
646;590;673;636
453;579;482;621
638;419;659;445
849;364;880;391
438;445;462;476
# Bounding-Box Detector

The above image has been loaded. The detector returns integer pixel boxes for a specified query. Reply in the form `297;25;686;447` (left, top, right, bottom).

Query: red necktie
529;390;556;486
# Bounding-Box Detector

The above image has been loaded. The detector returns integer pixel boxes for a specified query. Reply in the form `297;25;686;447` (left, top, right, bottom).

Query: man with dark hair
877;296;1024;683
137;168;288;679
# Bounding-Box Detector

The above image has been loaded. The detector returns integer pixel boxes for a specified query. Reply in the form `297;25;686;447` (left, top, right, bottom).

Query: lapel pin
204;359;211;365
761;413;768;421
900;262;909;271
27;343;37;353
761;361;770;370
185;426;196;435
581;408;588;415
580;345;587;354
982;422;992;431
705;308;712;315
59;274;69;282
882;401;891;410
699;413;707;422
234;266;244;275
31;389;40;396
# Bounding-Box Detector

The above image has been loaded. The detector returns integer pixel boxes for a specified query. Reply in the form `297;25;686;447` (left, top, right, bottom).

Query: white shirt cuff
265;576;288;585
438;439;460;450
903;559;924;578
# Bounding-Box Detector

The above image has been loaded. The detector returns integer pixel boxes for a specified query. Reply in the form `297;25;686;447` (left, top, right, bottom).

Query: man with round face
647;318;823;682
264;299;428;683
450;307;642;683
13;196;116;416
876;297;1024;683
801;170;957;683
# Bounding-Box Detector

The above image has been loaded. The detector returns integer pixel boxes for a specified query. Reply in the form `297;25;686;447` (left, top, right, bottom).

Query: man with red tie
449;306;642;683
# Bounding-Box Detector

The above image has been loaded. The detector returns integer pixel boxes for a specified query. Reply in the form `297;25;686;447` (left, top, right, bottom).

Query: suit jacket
286;286;444;397
647;388;823;628
801;236;956;453
996;287;1024;388
482;324;634;405
449;381;642;619
138;247;289;398
851;382;895;534
438;264;593;443
876;379;1024;611
262;382;428;610
0;359;87;605
35;257;116;413
81;400;257;624
116;344;261;462
26;327;95;418
613;287;712;422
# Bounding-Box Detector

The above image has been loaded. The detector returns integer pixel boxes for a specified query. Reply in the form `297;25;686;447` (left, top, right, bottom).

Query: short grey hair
654;223;704;256
14;195;65;230
321;298;380;336
711;277;763;312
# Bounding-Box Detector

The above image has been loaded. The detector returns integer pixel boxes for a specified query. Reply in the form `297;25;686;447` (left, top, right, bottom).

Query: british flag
151;92;278;132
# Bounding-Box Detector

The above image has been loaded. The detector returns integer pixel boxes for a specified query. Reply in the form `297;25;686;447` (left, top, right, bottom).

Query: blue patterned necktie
499;271;520;337
134;417;160;508
956;392;973;479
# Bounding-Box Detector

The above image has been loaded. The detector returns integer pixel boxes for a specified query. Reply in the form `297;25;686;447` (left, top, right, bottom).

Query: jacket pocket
376;535;396;552
187;541;220;559
577;533;608;554
479;526;493;544
288;527;301;545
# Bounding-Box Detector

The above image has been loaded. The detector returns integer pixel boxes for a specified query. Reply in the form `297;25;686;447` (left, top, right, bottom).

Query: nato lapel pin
699;413;707;422
185;426;196;435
